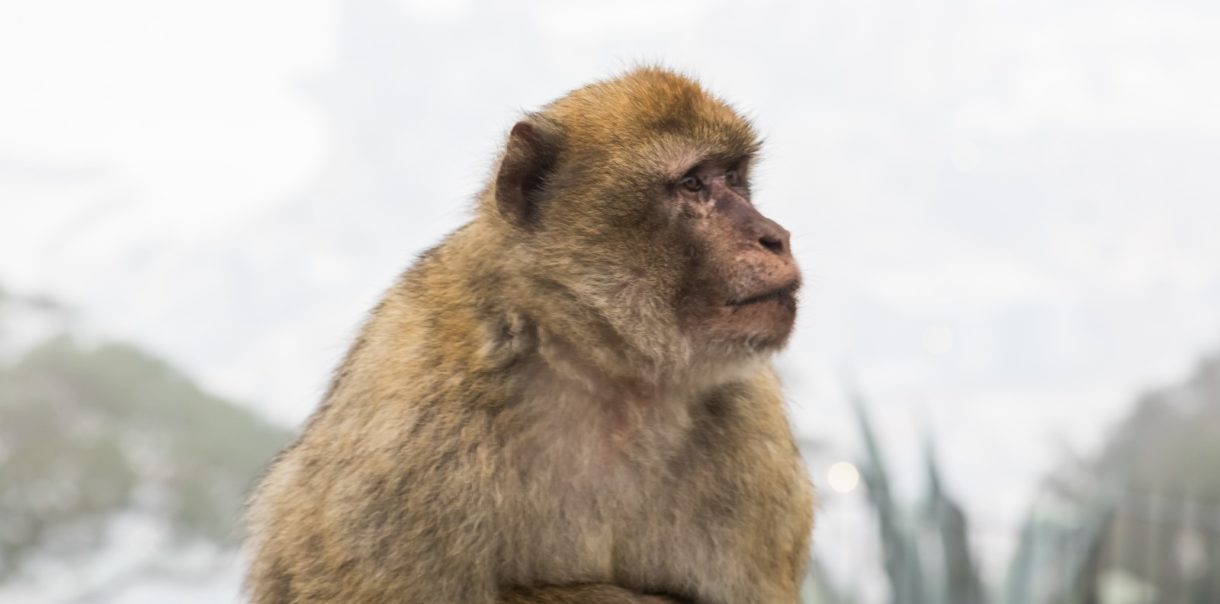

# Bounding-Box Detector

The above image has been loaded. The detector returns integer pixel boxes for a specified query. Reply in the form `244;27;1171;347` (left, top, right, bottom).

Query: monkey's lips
728;281;800;310
717;281;799;349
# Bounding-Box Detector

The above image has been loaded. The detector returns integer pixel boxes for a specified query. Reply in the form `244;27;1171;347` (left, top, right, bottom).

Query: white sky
3;0;1220;588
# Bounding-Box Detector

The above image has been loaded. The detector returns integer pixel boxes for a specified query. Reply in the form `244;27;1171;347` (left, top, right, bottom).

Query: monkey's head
486;68;799;382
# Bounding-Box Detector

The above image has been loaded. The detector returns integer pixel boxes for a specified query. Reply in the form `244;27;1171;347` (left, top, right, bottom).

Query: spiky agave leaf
849;385;926;604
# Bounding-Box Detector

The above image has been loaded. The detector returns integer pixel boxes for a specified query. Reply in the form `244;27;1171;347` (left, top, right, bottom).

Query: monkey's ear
495;118;560;225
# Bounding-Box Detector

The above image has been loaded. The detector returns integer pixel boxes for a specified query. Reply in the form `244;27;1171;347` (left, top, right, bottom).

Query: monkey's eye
680;175;702;193
725;169;742;187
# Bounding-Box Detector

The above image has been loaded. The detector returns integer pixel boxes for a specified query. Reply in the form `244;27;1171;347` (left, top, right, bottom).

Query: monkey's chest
494;448;646;583
492;437;736;595
487;391;811;602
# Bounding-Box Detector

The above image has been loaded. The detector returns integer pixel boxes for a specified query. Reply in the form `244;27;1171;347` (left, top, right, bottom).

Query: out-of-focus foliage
806;353;1220;604
1002;486;1113;604
846;394;994;604
804;394;1116;604
850;390;927;604
1007;352;1220;604
1097;353;1220;497
1002;352;1220;604
922;442;986;604
0;333;291;579
1089;354;1220;603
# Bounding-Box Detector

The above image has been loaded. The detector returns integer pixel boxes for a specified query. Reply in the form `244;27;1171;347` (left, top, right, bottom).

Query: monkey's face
665;157;801;355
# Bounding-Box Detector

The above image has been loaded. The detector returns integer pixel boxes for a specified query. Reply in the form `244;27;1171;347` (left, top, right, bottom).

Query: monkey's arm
501;584;687;604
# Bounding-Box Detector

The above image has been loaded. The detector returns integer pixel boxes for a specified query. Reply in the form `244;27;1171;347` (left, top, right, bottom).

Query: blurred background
2;0;1218;602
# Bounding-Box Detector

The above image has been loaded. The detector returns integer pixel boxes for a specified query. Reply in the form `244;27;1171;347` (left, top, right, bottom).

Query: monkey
244;67;813;604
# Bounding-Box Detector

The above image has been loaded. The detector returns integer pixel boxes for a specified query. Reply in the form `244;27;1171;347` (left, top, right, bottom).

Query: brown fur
245;67;814;604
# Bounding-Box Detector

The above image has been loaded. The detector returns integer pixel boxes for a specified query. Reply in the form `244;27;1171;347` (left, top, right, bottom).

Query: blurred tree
0;333;291;581
1096;353;1220;498
1088;353;1220;603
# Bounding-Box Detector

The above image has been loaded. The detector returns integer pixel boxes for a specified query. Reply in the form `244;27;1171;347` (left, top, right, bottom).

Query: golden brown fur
245;67;814;604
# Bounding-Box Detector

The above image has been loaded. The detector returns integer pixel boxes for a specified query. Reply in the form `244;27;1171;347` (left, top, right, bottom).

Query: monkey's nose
755;220;791;258
759;233;785;255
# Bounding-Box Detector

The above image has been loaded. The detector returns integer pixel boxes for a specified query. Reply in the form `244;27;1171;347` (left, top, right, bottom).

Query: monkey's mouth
728;281;800;309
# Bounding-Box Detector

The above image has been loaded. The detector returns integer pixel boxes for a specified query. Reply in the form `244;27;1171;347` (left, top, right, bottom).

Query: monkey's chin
689;303;795;365
740;326;794;354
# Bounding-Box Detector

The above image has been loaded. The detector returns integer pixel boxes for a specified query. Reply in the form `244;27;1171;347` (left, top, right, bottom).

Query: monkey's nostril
759;234;785;255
